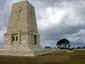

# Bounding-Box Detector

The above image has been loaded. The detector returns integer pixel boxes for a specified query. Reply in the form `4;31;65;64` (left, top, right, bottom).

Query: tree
45;46;51;49
56;38;70;49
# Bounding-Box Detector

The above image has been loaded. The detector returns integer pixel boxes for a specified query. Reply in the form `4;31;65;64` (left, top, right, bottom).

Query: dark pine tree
56;38;70;49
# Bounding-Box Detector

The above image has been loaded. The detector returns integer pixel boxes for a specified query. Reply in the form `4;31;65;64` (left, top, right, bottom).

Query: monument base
0;48;54;56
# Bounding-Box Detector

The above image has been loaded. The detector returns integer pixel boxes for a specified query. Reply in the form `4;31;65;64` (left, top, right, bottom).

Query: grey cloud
0;0;7;10
36;0;85;47
0;0;12;29
30;0;85;8
0;0;12;44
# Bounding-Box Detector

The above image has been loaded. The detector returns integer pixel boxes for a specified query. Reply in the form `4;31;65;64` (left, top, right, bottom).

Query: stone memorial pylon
4;1;40;50
0;0;53;56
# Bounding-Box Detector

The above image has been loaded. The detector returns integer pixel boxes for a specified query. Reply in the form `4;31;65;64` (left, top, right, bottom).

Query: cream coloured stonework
0;1;54;56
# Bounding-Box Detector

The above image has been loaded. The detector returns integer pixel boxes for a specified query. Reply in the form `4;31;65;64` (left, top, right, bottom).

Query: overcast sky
0;0;85;48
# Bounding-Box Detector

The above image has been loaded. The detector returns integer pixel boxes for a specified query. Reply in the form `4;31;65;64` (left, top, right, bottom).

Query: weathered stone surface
0;1;54;56
4;1;40;49
0;48;53;56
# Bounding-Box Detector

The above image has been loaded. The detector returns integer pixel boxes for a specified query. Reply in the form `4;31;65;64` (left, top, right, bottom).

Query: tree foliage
56;38;70;49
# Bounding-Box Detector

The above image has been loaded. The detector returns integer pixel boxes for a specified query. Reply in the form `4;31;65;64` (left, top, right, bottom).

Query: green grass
0;50;85;64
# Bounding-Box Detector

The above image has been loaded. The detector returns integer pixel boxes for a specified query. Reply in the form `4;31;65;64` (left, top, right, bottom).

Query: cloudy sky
0;0;85;48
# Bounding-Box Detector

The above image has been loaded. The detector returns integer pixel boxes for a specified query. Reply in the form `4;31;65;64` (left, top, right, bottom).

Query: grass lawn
0;50;85;64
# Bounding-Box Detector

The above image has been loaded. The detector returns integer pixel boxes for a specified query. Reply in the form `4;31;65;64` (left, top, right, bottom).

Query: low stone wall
0;50;34;56
0;48;54;56
34;49;54;56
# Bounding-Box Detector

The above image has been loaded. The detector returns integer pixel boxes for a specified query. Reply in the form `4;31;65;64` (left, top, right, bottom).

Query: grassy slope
0;50;85;64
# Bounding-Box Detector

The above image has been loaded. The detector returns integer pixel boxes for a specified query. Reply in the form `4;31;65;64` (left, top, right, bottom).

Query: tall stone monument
0;0;53;56
4;0;40;50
